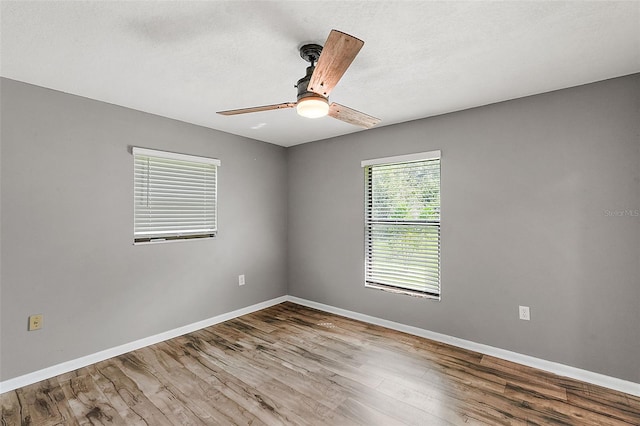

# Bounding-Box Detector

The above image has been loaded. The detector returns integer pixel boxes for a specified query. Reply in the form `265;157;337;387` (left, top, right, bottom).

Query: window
362;151;441;298
133;147;220;243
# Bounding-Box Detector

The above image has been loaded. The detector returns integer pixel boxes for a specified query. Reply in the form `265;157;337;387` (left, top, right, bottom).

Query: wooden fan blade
329;103;380;128
217;102;295;116
308;30;364;97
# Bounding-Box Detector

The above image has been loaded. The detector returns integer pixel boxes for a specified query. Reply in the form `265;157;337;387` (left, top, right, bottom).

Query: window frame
133;147;220;244
362;150;441;299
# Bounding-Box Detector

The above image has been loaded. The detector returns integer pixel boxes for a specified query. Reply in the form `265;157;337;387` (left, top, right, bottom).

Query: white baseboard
286;296;640;397
0;296;288;394
3;294;638;398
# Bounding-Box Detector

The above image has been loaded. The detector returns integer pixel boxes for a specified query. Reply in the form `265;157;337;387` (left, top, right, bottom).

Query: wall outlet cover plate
28;314;43;331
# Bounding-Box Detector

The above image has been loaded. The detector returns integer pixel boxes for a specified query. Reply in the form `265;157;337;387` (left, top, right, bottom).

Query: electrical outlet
519;306;530;321
28;314;43;331
238;274;245;286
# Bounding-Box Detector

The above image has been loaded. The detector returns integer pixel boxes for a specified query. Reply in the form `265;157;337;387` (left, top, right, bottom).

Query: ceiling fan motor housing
296;65;326;102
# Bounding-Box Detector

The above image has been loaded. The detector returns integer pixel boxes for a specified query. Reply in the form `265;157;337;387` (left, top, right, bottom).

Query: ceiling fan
217;30;381;129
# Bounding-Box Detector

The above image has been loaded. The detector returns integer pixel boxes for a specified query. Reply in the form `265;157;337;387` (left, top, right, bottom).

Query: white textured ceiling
1;1;639;147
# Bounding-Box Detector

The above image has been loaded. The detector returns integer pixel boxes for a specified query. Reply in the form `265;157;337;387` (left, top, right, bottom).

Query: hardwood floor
2;302;639;425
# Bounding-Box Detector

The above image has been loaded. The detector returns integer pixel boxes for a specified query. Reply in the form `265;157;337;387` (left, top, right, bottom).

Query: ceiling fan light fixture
296;97;329;118
217;30;380;128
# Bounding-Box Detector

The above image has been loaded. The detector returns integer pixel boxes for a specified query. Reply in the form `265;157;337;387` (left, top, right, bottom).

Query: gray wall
288;74;640;382
0;78;288;380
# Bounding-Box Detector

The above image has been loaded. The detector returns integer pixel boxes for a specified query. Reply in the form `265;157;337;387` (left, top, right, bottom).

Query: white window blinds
362;151;441;297
133;147;220;243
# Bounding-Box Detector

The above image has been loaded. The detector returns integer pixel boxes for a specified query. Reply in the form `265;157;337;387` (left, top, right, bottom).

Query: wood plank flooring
2;302;639;425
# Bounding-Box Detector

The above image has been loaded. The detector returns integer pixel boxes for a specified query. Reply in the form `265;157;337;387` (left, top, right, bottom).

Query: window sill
365;283;440;300
134;234;216;245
